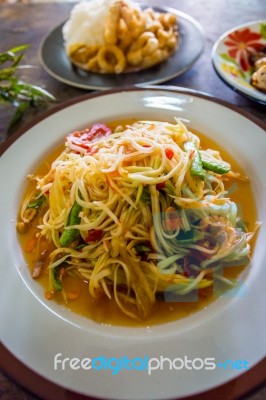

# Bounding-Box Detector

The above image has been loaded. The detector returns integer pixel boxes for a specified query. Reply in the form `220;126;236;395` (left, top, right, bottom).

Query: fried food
251;64;266;93
104;0;121;44
63;0;179;74
250;50;266;93
98;44;126;73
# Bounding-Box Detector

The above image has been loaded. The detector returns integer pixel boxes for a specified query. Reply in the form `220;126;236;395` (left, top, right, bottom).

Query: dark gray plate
39;6;205;90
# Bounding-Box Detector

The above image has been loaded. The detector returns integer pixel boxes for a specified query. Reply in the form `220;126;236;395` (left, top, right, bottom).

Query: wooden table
0;1;265;399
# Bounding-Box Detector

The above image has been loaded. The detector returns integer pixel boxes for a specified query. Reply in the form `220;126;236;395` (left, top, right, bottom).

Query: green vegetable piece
165;182;176;196
202;159;230;175
176;229;194;244
140;187;151;204
135;244;151;253
59;201;82;247
51;265;63;292
27;194;46;209
176;229;203;244
236;220;248;233
260;23;266;40
184;142;206;181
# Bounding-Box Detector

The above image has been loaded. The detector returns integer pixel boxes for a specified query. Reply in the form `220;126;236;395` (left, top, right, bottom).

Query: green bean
202;159;230;174
184;142;206;181
59;201;82;246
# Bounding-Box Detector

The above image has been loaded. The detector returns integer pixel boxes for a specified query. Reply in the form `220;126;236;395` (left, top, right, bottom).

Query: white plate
0;87;266;400
212;20;266;105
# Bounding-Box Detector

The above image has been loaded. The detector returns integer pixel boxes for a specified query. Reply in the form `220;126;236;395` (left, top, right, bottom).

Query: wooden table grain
0;1;265;399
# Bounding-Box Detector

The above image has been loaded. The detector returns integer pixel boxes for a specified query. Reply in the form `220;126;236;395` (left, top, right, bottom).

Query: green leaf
9;44;30;54
9;102;29;128
12;53;25;68
219;53;248;78
27;194;46;209
260;23;266;39
0;45;55;129
0;67;16;80
0;52;16;65
23;83;55;101
220;53;239;65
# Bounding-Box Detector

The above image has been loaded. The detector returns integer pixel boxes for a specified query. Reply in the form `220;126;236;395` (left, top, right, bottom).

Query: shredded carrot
108;170;120;178
24;238;36;253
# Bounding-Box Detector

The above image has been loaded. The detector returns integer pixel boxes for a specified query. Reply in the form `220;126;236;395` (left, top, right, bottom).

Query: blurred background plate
212;20;266;105
39;6;205;90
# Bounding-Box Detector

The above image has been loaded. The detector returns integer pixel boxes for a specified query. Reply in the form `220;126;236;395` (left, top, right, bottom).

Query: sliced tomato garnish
71;139;91;150
85;229;103;243
156;182;166;189
67;124;112;153
87;124;112;141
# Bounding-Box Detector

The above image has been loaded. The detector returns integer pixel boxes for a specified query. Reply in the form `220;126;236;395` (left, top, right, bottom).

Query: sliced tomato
67;124;111;154
87;124;112;141
156;182;166;189
85;229;103;243
71;139;91;150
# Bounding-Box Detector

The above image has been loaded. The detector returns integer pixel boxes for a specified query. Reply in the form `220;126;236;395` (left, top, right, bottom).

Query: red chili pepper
156;182;166;189
165;148;174;160
85;229;103;243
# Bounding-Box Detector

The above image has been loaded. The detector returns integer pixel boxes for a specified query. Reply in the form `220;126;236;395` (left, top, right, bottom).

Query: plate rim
211;19;266;105
0;86;266;400
38;5;205;90
0;341;265;400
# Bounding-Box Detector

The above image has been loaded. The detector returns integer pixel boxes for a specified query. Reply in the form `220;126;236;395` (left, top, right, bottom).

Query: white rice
63;0;141;50
63;0;115;48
